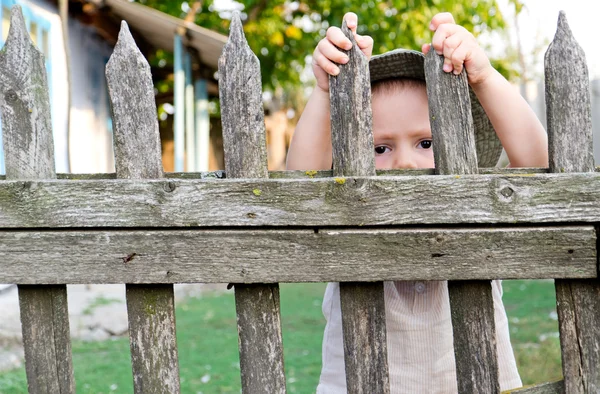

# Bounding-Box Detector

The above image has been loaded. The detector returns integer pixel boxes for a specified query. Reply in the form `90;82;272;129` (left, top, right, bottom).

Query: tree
136;0;523;91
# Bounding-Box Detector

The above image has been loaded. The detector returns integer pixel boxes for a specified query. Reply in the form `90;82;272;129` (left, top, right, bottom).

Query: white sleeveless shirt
317;280;522;393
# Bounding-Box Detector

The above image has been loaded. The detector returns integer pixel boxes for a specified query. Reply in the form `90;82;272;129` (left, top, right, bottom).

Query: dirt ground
0;283;228;372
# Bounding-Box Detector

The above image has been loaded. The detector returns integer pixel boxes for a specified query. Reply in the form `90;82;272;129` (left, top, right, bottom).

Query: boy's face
372;85;434;170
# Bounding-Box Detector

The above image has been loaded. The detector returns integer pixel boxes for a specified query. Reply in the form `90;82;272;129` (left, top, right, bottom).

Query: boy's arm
469;69;548;168
425;13;548;168
286;13;374;171
286;87;333;170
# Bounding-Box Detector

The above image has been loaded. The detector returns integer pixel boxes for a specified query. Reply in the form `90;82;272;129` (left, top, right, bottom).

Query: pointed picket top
227;11;246;48
329;20;375;178
106;21;163;179
545;11;594;173
218;11;268;179
0;5;54;180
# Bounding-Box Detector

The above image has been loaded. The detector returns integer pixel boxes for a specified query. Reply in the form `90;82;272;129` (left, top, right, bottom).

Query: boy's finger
326;26;353;50
430;12;455;31
431;23;460;54
356;34;374;58
343;12;358;32
450;45;471;75
443;57;454;73
313;50;340;76
317;39;350;65
422;43;432;54
442;34;462;62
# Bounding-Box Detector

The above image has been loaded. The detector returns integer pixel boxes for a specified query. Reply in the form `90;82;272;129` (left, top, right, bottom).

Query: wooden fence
0;4;598;394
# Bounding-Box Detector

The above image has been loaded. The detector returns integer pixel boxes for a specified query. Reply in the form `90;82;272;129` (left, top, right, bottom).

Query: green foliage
135;0;523;90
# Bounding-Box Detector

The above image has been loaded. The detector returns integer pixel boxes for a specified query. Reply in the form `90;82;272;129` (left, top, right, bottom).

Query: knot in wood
163;181;176;193
5;90;18;103
493;179;518;204
500;186;514;198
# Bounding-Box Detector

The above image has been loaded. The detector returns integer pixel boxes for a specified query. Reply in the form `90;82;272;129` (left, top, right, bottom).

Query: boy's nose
392;152;418;169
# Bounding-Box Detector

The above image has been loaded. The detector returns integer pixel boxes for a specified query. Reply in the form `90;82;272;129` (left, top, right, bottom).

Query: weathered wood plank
425;50;478;176
0;173;600;227
106;22;180;394
329;21;376;178
340;282;389;393
1;173;600;227
508;380;565;394
219;13;268;180
426;50;499;393
545;13;594;174
234;284;285;393
0;6;74;394
125;284;179;393
329;21;389;394
0;226;595;284
219;13;286;393
545;12;600;394
18;286;73;393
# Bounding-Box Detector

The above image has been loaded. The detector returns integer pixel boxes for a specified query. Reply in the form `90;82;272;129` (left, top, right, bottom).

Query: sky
498;0;600;80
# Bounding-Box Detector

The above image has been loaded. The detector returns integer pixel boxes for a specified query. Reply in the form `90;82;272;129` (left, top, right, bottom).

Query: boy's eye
374;146;390;155
419;140;432;149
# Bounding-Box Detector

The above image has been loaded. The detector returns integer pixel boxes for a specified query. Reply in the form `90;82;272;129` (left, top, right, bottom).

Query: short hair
371;78;426;97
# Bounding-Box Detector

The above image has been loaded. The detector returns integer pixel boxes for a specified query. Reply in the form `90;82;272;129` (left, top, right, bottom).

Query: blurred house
0;0;227;174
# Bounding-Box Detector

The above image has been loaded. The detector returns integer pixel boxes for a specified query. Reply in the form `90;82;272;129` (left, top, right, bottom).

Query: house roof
94;0;227;71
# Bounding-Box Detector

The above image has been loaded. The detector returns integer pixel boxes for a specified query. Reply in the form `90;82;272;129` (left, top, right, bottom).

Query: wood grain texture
425;50;478;175
106;21;163;180
107;23;180;394
545;12;594;174
329;20;375;178
426;50;499;393
0;226;595;284
339;282;389;394
546;12;600;394
235;284;285;393
219;13;286;393
1;173;600;228
0;6;55;180
218;12;268;180
329;22;388;393
508;380;565;394
0;6;74;393
126;285;179;393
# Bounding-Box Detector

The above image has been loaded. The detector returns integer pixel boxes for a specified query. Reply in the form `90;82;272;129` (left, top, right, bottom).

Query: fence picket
0;6;75;394
219;13;286;393
545;12;600;394
425;50;499;393
106;22;180;394
0;6;74;394
329;21;390;394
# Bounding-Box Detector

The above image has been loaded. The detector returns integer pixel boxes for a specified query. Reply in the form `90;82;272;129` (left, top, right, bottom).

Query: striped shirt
317;280;522;393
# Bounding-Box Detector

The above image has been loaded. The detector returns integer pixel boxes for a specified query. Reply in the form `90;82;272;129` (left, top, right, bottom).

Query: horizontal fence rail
0;226;596;284
0;173;599;227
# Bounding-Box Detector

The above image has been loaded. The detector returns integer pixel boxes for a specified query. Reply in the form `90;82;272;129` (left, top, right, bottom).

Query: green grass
0;281;561;393
502;280;562;385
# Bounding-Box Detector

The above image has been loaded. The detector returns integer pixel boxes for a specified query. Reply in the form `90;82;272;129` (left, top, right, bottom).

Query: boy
286;12;548;393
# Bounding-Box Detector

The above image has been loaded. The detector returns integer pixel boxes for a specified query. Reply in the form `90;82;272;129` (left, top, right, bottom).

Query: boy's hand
422;13;493;85
312;12;374;93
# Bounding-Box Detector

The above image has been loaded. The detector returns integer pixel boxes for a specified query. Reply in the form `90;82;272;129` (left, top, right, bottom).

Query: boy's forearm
286;87;333;170
470;69;549;168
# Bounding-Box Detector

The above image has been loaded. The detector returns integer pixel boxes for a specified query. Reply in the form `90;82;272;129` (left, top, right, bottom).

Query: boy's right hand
312;12;374;93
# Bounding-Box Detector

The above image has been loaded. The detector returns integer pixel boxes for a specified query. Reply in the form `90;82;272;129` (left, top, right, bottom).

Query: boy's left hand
422;13;492;85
